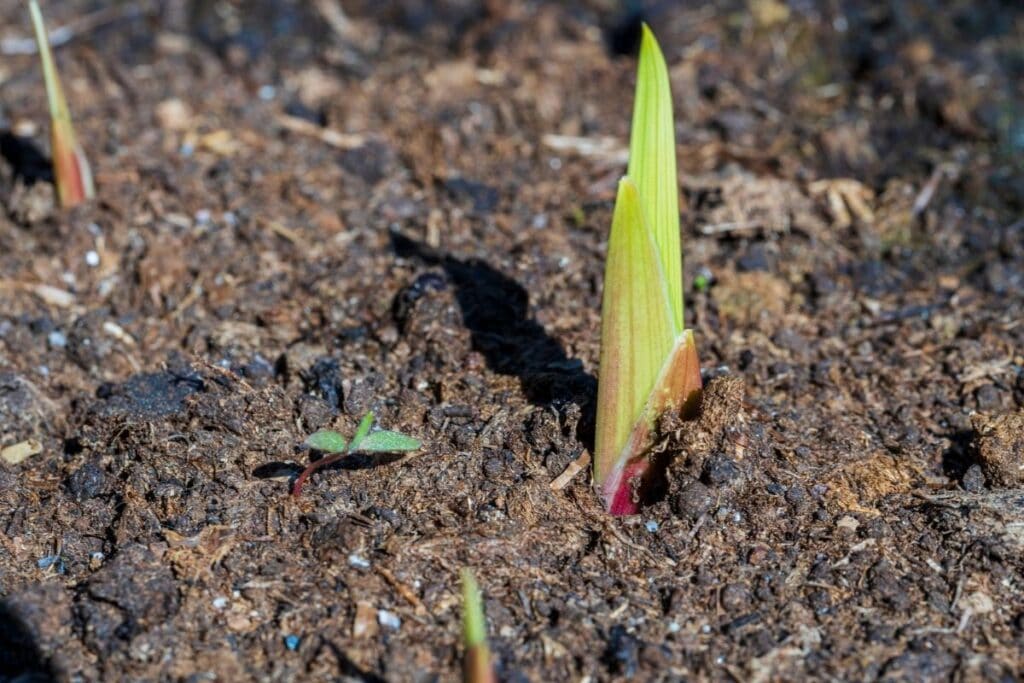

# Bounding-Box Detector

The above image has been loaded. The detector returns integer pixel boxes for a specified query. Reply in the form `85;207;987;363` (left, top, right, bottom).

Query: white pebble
377;609;401;630
85;251;100;267
347;554;371;570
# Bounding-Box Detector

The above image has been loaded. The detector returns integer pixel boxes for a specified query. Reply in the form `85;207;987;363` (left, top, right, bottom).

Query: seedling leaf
292;413;423;497
29;0;95;207
627;24;682;332
593;178;676;501
348;411;375;452
305;430;348;453
359;430;421;453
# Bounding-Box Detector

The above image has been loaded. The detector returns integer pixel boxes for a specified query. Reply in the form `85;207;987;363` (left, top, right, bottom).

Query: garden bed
1;1;1022;680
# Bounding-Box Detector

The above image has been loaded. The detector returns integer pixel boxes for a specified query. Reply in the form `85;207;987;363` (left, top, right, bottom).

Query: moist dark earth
1;1;1023;681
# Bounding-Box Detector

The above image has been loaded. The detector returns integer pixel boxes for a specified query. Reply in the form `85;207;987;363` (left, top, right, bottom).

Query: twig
542;135;628;164
276;113;365;150
550;450;591;491
912;164;955;217
375;566;427;615
314;0;356;41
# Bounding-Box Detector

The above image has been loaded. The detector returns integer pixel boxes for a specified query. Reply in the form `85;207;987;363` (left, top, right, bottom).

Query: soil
1;1;1023;681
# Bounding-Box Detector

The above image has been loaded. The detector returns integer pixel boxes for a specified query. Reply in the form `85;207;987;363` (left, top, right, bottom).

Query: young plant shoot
594;26;702;515
29;0;95;208
461;569;497;683
293;411;420;496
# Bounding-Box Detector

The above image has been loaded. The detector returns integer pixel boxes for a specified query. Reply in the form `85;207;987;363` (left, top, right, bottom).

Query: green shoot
292;411;421;496
461;569;496;683
628;24;683;332
593;25;703;515
348;412;375;451
28;0;95;208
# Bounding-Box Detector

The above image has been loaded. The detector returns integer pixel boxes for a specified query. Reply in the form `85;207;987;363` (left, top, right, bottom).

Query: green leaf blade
461;569;486;649
305;430;348;453
358;430;421;453
627;24;682;332
348;412;375;451
593;177;676;494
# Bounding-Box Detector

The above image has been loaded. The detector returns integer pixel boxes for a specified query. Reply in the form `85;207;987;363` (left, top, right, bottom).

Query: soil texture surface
1;1;1023;681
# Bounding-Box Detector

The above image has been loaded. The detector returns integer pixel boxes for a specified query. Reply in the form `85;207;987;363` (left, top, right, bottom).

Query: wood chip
550;449;590;491
276;114;365;150
1;439;43;465
353;601;378;638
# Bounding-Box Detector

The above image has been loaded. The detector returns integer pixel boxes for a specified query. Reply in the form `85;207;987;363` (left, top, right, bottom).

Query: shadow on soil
0;132;52;187
390;231;597;448
0;601;59;683
941;429;978;484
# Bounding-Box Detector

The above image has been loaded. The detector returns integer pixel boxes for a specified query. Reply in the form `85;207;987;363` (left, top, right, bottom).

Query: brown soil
2;1;1023;681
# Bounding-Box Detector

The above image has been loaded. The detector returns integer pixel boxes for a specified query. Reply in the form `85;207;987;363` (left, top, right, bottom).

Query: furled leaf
305;430;348;453
358;430;421;453
593;177;676;504
461;569;496;683
348;411;375;452
627;24;681;332
598;330;702;515
29;0;94;207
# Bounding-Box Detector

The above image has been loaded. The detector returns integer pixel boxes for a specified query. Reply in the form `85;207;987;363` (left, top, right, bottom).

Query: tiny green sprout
693;273;710;292
28;0;95;208
593;25;703;515
461;569;497;683
291;411;421;496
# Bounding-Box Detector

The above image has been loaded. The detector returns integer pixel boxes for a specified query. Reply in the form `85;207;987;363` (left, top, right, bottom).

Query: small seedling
292;411;420;496
593;26;703;515
461;569;497;683
29;0;95;208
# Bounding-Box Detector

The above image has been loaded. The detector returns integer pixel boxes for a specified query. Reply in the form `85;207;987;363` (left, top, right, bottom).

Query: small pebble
194;209;212;225
283;634;300;651
258;85;277;101
85;250;100;267
644;520;659;533
47;331;66;348
962;464;986;493
212;596;229;610
377;609;401;630
347;553;371;570
36;555;59;569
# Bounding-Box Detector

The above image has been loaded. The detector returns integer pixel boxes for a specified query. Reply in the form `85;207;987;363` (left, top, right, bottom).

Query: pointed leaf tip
628;25;682;332
348;411;375;451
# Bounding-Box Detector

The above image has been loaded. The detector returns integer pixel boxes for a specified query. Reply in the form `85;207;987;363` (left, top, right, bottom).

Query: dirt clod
972;410;1024;487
